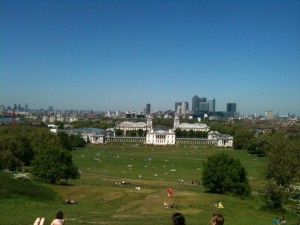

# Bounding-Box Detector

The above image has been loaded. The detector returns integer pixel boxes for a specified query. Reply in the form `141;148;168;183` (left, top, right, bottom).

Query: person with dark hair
280;216;287;225
51;211;64;225
172;212;186;225
211;213;224;225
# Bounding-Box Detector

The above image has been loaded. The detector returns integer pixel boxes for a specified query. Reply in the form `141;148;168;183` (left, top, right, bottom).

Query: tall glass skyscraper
192;95;200;112
145;103;151;114
226;103;237;117
208;98;216;112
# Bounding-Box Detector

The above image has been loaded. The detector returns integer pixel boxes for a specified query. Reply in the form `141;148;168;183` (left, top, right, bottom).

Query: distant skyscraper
226;103;237;117
107;110;111;117
181;102;188;114
145;103;151;114
25;104;28;112
199;97;207;103
175;101;188;115
175;102;181;112
49;106;54;112
265;111;273;119
192;95;200;112
199;102;209;112
208;98;216;112
0;105;5;114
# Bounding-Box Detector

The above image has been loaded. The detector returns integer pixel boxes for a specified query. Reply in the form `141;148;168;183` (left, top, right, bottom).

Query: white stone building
89;134;105;144
208;131;233;147
146;130;176;145
173;115;209;132
117;116;153;132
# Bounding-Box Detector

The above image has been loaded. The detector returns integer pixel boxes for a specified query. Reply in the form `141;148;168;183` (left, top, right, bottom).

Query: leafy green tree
15;135;34;166
265;133;300;187
263;133;300;210
115;129;124;136
57;132;72;151
0;150;20;170
152;118;173;127
0;133;33;169
264;178;289;209
143;130;148;136
194;131;208;138
202;153;251;196
209;122;235;135
182;130;188;138
128;130;137;136
29;128;61;152
174;128;182;137
245;135;269;156
69;134;86;148
31;147;80;184
137;129;144;137
188;130;195;138
233;129;254;150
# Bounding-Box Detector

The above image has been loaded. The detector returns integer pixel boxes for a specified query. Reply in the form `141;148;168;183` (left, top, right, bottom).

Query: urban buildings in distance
0;93;299;123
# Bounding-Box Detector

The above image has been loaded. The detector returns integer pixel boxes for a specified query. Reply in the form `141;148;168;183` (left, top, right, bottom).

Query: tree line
0;125;84;184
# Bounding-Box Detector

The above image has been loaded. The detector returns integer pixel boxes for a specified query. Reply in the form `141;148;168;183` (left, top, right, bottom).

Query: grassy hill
1;143;298;225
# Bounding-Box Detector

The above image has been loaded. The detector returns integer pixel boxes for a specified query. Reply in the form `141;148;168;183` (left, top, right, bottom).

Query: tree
263;133;300;210
137;129;144;137
182;130;188;138
202;153;251;196
174;128;182;137
245;135;269;156
188;130;195;138
69;134;86;148
115;129;124;136
57;132;72;151
29;128;61;151
209;122;235;135
31;147;80;184
233;129;254;150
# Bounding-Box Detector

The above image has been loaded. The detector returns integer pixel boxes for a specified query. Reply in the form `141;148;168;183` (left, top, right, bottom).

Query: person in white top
33;211;64;225
50;211;64;225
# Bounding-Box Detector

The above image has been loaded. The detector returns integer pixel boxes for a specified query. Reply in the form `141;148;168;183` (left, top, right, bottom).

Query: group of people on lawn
273;216;287;225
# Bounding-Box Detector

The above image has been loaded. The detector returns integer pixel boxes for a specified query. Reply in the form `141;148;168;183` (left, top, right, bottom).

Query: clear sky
1;0;299;115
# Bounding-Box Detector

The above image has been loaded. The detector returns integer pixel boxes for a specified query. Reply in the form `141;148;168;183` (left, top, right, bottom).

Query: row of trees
0;125;83;184
115;129;147;137
174;129;208;138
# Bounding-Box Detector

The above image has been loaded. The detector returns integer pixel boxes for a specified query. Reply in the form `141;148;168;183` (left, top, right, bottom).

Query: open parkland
1;143;298;225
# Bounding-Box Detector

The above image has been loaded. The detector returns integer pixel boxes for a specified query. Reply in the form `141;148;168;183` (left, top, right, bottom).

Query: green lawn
0;143;297;225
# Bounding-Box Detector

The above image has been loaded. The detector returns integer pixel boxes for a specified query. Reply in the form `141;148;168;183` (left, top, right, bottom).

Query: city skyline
1;100;296;118
1;0;300;116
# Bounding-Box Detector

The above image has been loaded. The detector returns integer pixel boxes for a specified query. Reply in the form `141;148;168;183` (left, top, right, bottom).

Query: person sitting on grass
50;211;64;225
280;216;287;225
210;213;224;225
273;217;279;225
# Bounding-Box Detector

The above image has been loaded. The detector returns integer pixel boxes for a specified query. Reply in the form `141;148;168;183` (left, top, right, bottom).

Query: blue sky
1;0;299;115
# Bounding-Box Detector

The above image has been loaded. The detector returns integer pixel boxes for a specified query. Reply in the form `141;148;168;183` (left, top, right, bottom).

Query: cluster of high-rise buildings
0;95;238;120
172;95;237;118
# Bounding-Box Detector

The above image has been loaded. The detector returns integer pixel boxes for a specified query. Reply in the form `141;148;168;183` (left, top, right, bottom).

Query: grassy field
0;143;298;225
